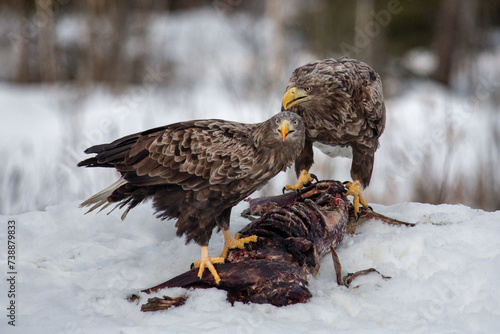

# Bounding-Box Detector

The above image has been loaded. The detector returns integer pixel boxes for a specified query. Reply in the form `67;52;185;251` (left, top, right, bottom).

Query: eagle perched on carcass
78;112;305;283
281;57;386;218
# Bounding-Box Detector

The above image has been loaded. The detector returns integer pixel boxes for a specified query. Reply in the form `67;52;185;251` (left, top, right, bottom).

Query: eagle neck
292;102;347;141
252;121;298;173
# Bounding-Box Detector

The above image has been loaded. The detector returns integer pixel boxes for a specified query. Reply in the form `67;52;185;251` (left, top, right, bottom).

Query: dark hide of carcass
136;180;412;311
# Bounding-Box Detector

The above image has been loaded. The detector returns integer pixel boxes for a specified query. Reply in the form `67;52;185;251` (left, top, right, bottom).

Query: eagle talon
310;173;319;183
191;246;224;284
283;170;316;193
343;180;371;222
221;230;258;258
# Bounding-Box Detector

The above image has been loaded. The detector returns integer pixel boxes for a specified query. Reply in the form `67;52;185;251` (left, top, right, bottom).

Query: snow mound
1;200;499;333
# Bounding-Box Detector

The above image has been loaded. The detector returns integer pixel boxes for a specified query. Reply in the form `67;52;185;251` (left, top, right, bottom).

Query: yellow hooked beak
282;87;309;110
279;120;294;141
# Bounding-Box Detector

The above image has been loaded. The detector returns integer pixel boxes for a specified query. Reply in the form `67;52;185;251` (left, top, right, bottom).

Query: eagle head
268;111;305;144
281;60;342;112
256;112;305;164
282;86;312;110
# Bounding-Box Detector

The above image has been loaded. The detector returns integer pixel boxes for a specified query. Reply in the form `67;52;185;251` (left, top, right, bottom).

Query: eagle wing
80;120;258;192
341;58;386;140
314;58;385;141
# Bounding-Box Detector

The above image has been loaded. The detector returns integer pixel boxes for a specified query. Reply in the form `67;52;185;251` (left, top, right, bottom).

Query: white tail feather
80;178;128;215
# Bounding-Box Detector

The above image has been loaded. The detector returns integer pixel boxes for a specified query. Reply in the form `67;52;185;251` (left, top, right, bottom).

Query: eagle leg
283;170;317;193
191;246;225;284
343;180;373;221
220;229;258;258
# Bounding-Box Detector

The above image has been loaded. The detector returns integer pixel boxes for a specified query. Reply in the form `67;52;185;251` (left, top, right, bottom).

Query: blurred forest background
1;0;499;214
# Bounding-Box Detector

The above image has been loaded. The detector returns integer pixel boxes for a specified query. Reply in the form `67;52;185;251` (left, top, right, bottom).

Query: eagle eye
305;86;312;93
293;120;298;126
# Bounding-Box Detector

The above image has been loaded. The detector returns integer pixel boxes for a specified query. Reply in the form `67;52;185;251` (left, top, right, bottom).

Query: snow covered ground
1;199;499;333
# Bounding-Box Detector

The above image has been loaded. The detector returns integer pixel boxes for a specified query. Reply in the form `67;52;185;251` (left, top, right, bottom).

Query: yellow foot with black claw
221;230;258;258
190;246;225;284
343;180;372;221
283;170;318;194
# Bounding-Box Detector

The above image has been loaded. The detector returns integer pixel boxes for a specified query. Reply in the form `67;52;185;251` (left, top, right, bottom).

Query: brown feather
282;57;386;188
78;112;305;246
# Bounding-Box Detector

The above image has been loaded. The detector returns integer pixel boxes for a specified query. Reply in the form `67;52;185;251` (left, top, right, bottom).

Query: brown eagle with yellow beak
282;57;386;219
78;112;305;284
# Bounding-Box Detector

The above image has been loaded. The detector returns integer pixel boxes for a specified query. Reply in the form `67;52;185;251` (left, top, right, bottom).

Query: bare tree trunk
266;0;285;87
108;1;130;87
83;0;100;84
13;0;32;83
129;0;152;84
85;0;110;83
433;0;461;86
82;0;131;85
36;0;57;82
355;0;375;65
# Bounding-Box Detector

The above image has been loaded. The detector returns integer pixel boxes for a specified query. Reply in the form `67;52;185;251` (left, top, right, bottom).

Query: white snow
1;200;499;333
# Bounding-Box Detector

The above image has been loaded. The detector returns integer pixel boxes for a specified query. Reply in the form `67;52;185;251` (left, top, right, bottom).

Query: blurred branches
1;0;499;89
